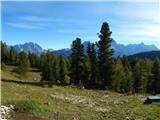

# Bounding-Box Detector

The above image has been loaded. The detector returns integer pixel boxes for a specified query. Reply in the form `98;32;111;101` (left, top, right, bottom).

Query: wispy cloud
57;29;96;34
6;22;42;29
114;22;160;39
20;16;54;22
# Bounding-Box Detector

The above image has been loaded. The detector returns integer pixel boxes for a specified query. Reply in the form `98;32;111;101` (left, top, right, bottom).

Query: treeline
1;22;160;94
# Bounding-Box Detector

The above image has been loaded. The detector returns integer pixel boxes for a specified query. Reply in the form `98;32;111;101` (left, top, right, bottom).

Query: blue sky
1;1;160;50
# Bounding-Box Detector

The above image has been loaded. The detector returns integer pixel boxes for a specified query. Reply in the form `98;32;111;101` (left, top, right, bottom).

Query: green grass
1;65;160;120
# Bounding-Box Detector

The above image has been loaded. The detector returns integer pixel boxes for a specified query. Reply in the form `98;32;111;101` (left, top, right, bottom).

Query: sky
1;0;160;50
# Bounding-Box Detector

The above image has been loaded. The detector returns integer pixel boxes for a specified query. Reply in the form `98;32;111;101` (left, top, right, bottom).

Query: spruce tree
113;59;132;93
133;61;148;93
59;56;70;85
112;59;125;92
87;42;92;58
70;38;85;86
82;57;91;87
1;41;9;64
28;52;39;68
9;47;18;65
151;58;160;94
41;51;57;87
87;43;97;87
16;52;30;76
124;66;133;93
97;22;114;89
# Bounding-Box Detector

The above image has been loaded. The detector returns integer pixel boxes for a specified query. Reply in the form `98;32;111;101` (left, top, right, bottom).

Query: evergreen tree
40;52;46;69
9;47;18;65
151;58;160;94
124;66;133;92
97;22;114;89
87;43;97;87
113;59;132;93
82;57;91;87
133;61;148;93
140;60;152;93
53;57;60;83
133;62;141;93
112;59;125;92
28;52;39;68
41;51;57;87
121;55;130;69
87;42;92;58
70;38;85;86
59;56;70;85
1;41;9;64
146;60;153;93
16;52;30;76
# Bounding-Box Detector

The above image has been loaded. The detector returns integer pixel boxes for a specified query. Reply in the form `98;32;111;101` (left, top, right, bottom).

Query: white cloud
6;22;42;29
20;16;53;22
114;23;159;38
57;29;96;34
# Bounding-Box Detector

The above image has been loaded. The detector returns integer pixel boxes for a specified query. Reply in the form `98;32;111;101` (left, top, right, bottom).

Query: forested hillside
128;51;160;60
1;22;160;94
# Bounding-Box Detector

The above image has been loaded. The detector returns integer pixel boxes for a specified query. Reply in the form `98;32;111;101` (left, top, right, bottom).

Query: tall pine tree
151;58;160;94
97;22;114;89
70;38;85;86
59;56;70;85
9;47;18;65
16;52;30;76
87;43;97;88
1;41;9;64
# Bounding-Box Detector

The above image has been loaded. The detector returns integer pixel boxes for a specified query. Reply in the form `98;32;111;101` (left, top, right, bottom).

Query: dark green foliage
113;59;132;93
16;52;30;76
132;60;150;93
124;66;132;92
90;44;97;86
59;56;70;85
86;43;97;88
82;57;91;86
9;47;18;65
97;22;114;89
28;52;40;68
133;62;142;93
112;59;125;92
70;38;85;85
41;51;58;87
1;22;159;93
151;58;160;94
1;41;9;64
128;51;160;60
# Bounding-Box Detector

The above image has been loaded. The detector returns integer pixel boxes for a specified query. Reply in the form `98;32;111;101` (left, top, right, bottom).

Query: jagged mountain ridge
12;41;159;57
55;40;159;57
12;42;43;55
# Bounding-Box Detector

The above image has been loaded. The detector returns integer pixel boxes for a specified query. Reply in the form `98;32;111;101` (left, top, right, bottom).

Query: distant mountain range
12;42;43;55
54;40;159;57
12;40;159;57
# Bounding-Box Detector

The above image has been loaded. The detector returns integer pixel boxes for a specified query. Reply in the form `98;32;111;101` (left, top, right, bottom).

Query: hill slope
128;51;160;60
1;65;160;120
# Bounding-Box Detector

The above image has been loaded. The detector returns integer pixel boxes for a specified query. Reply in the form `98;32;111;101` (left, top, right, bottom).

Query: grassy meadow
1;65;160;120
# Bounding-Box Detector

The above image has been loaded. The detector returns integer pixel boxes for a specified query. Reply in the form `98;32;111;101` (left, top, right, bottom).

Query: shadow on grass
1;79;50;87
30;69;41;72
